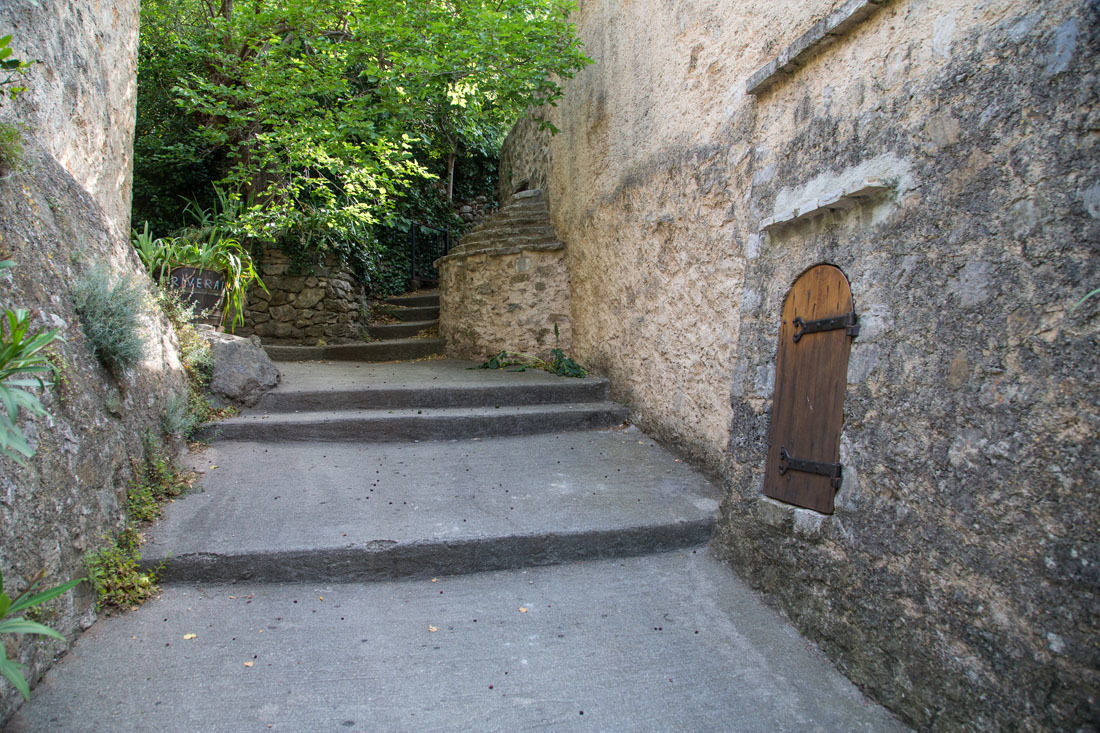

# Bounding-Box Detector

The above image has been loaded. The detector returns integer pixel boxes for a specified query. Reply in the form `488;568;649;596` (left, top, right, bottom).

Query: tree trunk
447;152;456;203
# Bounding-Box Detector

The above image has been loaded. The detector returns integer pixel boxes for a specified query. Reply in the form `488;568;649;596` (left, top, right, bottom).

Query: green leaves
136;0;591;243
0;569;84;699
0;34;35;100
0;270;63;464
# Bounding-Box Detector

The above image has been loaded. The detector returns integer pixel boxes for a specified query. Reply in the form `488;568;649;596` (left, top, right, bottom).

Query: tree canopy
135;0;589;244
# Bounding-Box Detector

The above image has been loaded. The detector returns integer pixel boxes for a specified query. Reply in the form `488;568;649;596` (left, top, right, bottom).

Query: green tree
137;0;589;244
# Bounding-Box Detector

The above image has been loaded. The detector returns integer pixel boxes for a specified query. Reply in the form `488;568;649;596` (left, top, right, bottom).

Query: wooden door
763;265;858;514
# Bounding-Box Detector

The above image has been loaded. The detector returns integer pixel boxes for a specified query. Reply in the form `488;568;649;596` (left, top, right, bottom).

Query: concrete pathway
7;359;907;732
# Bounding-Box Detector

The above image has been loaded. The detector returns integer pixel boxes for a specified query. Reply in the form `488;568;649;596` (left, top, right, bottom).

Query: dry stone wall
0;2;186;722
239;249;366;345
506;0;1099;728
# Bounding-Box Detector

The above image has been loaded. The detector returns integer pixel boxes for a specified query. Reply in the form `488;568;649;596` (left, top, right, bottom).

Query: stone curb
263;338;444;362
252;378;611;413
144;522;715;583
195;402;630;442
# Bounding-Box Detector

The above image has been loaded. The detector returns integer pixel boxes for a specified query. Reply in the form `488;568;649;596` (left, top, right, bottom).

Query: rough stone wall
497;109;551;206
455;195;497;228
507;0;1100;728
2;0;141;234
0;151;185;722
0;2;183;721
240;248;366;345
438;246;572;361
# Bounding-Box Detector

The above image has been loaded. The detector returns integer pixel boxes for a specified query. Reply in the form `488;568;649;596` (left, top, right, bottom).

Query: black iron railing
408;222;450;285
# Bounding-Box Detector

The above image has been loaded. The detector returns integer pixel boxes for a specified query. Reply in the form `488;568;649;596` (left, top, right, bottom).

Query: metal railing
408;222;450;285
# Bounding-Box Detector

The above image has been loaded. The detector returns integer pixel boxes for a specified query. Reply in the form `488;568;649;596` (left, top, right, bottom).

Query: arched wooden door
763;265;859;514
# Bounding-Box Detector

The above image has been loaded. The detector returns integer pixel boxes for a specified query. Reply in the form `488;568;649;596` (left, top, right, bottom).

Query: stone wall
438;245;571;361
239;248;366;345
2;0;140;234
0;2;185;721
497;108;552;206
506;0;1099;728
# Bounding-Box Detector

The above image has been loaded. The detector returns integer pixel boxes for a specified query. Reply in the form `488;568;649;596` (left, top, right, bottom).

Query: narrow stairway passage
8;356;908;732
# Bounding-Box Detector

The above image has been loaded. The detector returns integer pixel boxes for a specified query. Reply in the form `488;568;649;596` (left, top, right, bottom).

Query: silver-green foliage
0;261;62;464
71;267;148;371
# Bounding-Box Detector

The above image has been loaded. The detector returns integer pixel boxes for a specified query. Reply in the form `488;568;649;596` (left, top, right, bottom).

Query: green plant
1073;287;1100;312
0;34;34;100
84;530;160;613
132;214;265;332
0;262;63;464
0;121;22;172
159;391;193;437
0;569;83;699
71;266;148;372
476;348;586;378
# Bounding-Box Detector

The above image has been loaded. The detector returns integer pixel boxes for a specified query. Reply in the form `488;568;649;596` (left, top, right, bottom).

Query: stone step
254;359;611;413
385;292;439;308
456;232;560;250
8;552;904;733
142;429;716;583
392;305;439;321
197;401;629;443
367;319;438;340
264;338;444;362
463;218;554;237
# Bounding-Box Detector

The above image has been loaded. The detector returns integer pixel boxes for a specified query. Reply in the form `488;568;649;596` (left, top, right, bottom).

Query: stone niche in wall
437;189;571;361
239;248;366;345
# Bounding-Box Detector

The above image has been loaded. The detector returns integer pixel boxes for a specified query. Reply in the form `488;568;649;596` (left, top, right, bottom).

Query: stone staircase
8;357;906;731
263;290;444;362
446;188;562;258
159;359;716;582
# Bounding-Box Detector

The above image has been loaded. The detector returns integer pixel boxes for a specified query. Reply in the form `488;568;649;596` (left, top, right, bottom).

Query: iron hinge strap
778;446;843;490
792;311;860;342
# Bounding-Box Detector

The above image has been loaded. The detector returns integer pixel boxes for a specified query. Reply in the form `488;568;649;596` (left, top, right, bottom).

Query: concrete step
197;401;629;443
455;233;560;251
254;359;611;413
264;338;444;362
385;292;439;308
8;552;906;733
142;429;716;582
392;305;439;321
367;319;437;340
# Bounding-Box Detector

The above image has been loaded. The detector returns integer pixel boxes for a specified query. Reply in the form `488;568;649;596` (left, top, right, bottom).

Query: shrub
84;529;159;613
71;267;148;372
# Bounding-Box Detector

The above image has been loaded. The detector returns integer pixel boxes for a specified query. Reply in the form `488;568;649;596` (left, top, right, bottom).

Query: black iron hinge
792;311;860;342
778;446;842;490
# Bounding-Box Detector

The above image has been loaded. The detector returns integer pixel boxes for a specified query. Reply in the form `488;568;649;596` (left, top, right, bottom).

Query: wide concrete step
264;338;443;362
255;360;611;413
9;553;905;733
385;292;439;308
199;401;629;443
142;429;718;582
367;319;437;340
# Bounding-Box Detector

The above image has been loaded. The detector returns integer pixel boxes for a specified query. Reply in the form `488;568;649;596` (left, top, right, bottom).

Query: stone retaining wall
240;249;366;345
438;244;572;361
0;2;184;721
